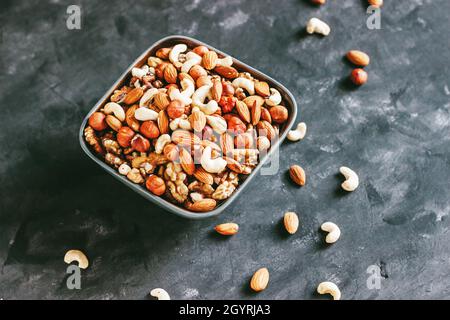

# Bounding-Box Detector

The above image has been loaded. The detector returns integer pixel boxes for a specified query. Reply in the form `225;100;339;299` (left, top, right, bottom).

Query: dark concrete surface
0;0;449;300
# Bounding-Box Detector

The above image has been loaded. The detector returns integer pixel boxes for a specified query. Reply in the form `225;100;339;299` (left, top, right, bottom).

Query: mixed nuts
84;43;291;212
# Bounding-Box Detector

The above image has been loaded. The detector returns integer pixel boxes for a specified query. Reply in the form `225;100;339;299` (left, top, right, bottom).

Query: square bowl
79;35;298;219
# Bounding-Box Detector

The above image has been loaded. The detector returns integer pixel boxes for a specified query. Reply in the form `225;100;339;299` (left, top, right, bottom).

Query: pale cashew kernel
169;44;187;68
190;192;204;202
139;88;159;107
150;288;170;300
340;166;359;191
232;77;255;95
181;52;202;73
103;102;125;122
321;222;341;244
317;281;341;300
216;56;233;67
201;146;227;173
134;107;158;121
169;79;194;105
287;122;307;142
192;85;219;115
118;163;131;175
170;116;192;131
155;134;171;154
64;250;89;269
206;115;227;134
265;88;282;107
131;65;149;79
306;18;331;36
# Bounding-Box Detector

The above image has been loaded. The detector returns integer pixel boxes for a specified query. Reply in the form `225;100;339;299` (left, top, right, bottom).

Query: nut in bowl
79;36;297;218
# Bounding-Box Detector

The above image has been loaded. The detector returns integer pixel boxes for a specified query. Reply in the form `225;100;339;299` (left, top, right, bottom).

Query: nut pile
84;43;290;212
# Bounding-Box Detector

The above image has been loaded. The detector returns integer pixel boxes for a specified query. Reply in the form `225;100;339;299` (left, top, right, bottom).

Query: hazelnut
88;112;107;131
167;100;185;119
222;81;235;96
192;45;209;57
131;134;150;152
140;120;160;139
146;175;166;196
350;68;368;86
117;126;135;147
224;114;246;134
189;65;207;80
269;105;289;124
105;115;122;132
219;96;236;113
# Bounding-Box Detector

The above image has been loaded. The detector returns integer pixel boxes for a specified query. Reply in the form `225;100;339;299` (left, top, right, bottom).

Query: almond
157;110;169;134
186;198;217;212
211;79;223;102
257;120;276;141
194;167;214;185
261;107;272;123
163;143;179;161
164;64;178;84
243;95;264;109
190;109;207;132
214;66;239;79
284;212;299;234
202;51;218;70
289;165;306;186
214;222;239;235
154;92;170;110
251;101;261;126
105;115;122;132
178;72;194;84
179;148;195;175
156;47;171;59
220;133;234;156
124;88;144;105
346;50;370;67
126;104;140;131
255;81;270;98
171;130;201;147
224;157;243;174
250;268;269;292
368;0;383;8
236;100;251;123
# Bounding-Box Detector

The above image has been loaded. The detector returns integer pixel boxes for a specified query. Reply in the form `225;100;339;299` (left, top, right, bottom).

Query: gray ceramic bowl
79;35;298;219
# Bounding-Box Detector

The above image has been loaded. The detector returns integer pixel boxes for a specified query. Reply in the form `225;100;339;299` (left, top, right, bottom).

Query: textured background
0;0;449;300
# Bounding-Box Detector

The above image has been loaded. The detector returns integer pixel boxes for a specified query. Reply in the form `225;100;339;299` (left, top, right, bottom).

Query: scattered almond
255;81;270;98
368;0;383;8
124;88;144;105
250;268;269;292
284;212;299;234
157;110;169;134
214;222;239;236
164;64;178;84
289;165;306;186
346;50;370;67
235;100;251;123
251;101;261;126
186;199;217;212
193;167;214;185
202;51;218;70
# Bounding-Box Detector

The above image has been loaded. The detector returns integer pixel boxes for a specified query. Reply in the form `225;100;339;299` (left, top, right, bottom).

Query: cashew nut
317;282;341;300
287;122;307;142
150;288;170;300
134;107;158;121
139;88;159;108
131;65;149;79
64;250;89;269
169;79;194;105
118;163;131;175
155;134;171;154
265;88;282;107
192;85;219;115
181;51;202;74
321;222;341;244
206;115;227;134
306;18;331;36
170;115;192;131
216;56;233;67
103;102;125;122
340;166;359;191
169;44;187;68
201;146;227;173
232;77;255;95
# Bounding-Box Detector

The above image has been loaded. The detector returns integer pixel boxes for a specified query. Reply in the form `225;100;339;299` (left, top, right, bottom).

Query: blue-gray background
0;0;449;299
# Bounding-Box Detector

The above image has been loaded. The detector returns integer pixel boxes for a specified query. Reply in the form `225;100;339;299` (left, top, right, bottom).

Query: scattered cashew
201;146;227;173
103;102;125;122
340;166;359;191
150;288;170;300
192;85;219;115
232;77;255;95
216;56;233;67
206;115;227;134
321;222;341;244
306;18;331;36
155;134;171;154
139;88;159;108
170;116;192;131
64;250;89;269
317;281;341;300
181;51;202;74
134;107;158;121
169;44;187;68
265;88;282;107
287;122;307;142
169;79;194;105
118;163;131;175
132;65;149;79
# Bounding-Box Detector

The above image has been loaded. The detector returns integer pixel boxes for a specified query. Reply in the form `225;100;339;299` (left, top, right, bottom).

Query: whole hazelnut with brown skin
88;112;107;131
140;120;160;139
222;81;235;96
117;126;135;147
131;134;150;152
146;175;166;196
192;45;209;57
269;106;289;124
167;100;185;119
350;68;368;86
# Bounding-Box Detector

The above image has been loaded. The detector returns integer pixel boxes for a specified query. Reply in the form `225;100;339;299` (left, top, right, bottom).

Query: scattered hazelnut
189;65;207;81
167;100;185;119
88;112;107;131
192;45;209;57
131;134;150;152
117;126;135;147
269;105;289;124
350;68;368;86
140;120;160;139
146;175;166;196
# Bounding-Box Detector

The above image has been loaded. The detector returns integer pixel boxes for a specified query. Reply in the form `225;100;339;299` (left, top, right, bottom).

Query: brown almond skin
368;0;383;8
214;66;239;79
289;165;306;186
124;88;144;105
202;51;218;70
346;50;370;66
187;199;217;212
284;212;299;234
250;268;269;292
214;223;239;235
